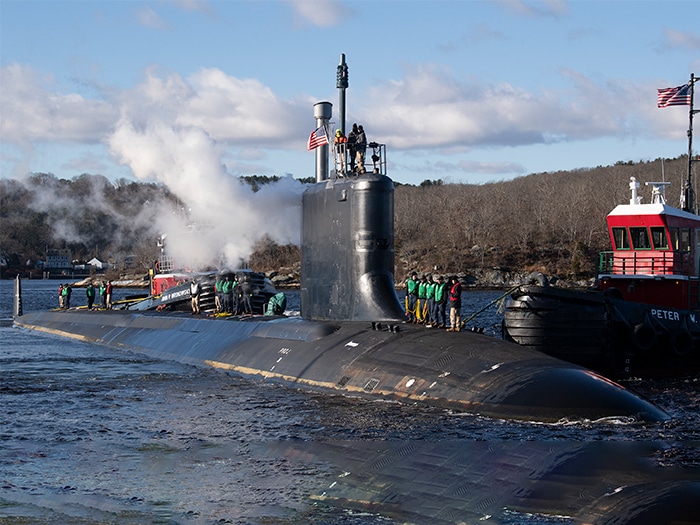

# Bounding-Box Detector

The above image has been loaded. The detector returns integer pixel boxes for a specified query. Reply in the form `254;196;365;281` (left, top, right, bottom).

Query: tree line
0;156;691;279
394;156;690;279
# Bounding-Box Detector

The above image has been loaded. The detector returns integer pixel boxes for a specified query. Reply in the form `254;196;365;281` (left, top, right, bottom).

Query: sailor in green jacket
405;272;419;323
425;274;436;327
434;275;448;329
86;282;95;310
214;277;223;313
416;274;427;323
61;283;72;309
221;275;233;313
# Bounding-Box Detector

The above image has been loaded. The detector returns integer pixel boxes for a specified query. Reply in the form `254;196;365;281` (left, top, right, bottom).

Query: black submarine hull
14;308;668;423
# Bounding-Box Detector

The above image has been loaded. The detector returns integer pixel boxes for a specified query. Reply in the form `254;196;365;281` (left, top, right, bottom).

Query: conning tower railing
332;141;387;178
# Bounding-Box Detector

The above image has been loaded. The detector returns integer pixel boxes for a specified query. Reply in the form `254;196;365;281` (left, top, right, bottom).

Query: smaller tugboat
504;75;700;377
128;242;277;315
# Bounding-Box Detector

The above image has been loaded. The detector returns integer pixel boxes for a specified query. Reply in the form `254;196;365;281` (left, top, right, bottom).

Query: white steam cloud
108;80;304;271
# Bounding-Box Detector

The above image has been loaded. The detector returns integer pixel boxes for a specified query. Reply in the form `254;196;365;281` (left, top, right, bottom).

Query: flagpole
688;73;698;212
681;73;697;212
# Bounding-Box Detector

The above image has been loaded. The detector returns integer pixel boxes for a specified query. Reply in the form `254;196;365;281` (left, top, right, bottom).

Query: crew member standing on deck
434;275;448;329
347;123;358;172
99;281;107;309
190;279;201;315
106;281;113;310
447;275;462;332
58;284;64;309
240;274;253;314
61;284;72;309
86;282;95;310
334;129;347;174
231;274;240;314
214;276;223;313
416;274;427;324
405;272;419;323
222;275;233;313
355;124;367;173
425;274;436;327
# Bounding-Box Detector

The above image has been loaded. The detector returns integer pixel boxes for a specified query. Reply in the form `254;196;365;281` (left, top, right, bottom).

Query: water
1;280;699;524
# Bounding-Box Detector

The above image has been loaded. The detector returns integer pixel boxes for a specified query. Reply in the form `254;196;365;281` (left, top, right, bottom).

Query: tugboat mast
683;73;698;213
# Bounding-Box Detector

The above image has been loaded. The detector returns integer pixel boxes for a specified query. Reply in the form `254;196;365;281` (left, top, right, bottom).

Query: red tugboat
504;74;700;378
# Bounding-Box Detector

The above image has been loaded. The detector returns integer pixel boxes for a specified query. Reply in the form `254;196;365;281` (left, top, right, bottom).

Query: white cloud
287;0;351;27
663;27;700;50
0;64;116;144
1;60;687;186
495;0;568;17
354;65;678;152
175;0;214;15
136;6;168;29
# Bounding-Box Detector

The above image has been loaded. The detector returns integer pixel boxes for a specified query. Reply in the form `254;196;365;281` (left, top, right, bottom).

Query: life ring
670;329;693;357
525;272;549;287
633;323;657;352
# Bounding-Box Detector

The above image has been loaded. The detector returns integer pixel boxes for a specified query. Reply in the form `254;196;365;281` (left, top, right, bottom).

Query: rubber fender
525;272;549;287
670;329;694;357
633;323;658;352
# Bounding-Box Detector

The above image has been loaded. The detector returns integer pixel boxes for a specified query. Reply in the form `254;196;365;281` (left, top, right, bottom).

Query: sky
1;0;699;189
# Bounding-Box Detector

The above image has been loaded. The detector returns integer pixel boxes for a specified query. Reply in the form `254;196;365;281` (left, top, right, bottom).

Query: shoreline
5;273;594;292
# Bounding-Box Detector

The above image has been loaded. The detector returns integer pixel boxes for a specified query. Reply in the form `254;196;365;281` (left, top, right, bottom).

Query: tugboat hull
503;284;700;378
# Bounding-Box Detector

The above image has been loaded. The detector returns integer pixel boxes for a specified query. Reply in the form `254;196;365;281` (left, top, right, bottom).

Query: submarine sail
302;174;405;322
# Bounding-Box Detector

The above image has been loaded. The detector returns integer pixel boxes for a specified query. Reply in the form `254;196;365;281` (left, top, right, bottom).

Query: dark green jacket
435;283;447;303
407;278;418;296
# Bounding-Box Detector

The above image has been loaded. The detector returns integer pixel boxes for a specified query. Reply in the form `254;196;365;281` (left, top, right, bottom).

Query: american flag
657;84;692;108
307;126;329;150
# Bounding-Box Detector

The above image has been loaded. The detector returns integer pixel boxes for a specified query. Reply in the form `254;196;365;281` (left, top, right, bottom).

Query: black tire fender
670;329;694;357
525;272;549;287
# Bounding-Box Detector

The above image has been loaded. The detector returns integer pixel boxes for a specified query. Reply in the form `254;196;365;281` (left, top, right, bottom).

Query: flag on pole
307;126;329;150
657;84;692;108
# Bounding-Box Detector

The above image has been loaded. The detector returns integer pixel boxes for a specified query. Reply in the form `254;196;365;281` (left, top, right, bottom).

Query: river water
1;279;699;524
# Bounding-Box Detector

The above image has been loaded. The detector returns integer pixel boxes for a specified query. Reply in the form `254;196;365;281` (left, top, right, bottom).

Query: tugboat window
630;227;651;249
650;227;669;250
682;228;691;251
612;227;630;250
670;227;680;250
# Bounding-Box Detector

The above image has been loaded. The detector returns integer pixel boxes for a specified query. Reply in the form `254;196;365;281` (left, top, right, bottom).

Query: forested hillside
395;156;690;278
0;156;691;280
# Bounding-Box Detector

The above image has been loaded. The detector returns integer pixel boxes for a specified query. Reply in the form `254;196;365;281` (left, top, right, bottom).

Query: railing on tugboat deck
598;250;693;276
157;255;175;273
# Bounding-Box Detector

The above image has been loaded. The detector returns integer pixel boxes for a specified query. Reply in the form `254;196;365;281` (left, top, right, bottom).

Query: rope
461;285;520;327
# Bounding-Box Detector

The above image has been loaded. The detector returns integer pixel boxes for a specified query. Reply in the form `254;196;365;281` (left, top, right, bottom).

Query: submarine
13;55;667;425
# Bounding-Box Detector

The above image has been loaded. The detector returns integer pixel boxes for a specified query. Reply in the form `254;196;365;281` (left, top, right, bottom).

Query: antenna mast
336;54;349;135
683;73;698;213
